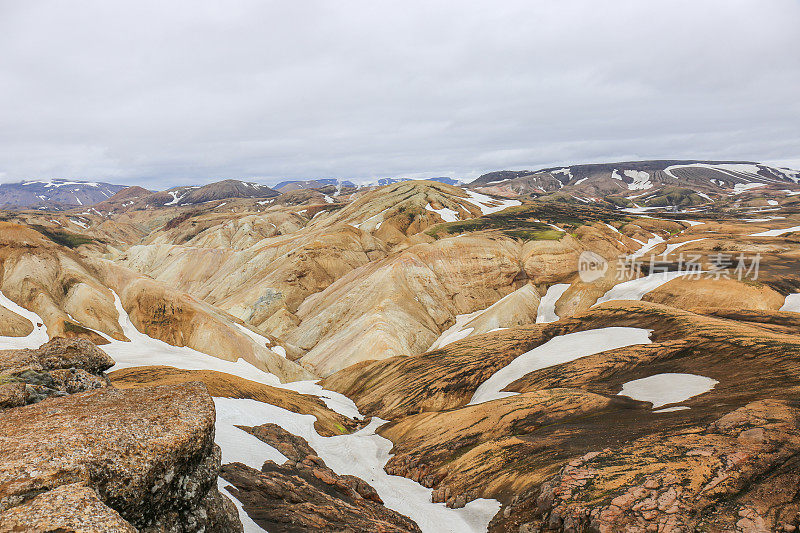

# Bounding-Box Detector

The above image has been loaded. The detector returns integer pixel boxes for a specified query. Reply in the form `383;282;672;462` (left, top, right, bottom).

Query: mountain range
3;160;797;212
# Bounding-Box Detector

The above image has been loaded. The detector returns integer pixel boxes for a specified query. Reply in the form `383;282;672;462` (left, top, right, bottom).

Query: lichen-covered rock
0;382;242;532
34;337;116;373
0;337;114;376
0;338;113;409
0;483;137;532
0;382;25;410
491;400;800;533
241;422;319;462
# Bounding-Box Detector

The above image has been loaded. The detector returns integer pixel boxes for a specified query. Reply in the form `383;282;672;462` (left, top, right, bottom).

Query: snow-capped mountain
0;179;128;210
470;160;800;200
272;178;357;193
377;177;461;187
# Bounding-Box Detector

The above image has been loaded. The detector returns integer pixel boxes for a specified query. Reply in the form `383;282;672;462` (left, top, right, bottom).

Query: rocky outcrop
492;400;800;533
0;382;242;532
221;424;421;532
0;337;114;409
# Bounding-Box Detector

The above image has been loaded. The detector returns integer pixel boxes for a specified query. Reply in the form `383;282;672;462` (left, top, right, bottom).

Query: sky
0;0;798;188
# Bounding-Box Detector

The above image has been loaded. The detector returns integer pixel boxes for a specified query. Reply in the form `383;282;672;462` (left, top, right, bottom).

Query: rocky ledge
0;338;242;532
221;423;421;532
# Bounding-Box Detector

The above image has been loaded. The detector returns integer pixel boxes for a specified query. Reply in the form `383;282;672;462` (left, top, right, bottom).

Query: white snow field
469;327;652;405
463;190;521;215
215;398;501;533
660;238;705;257
425;203;459;222
751;225;800;237
594;271;688;306
628;234;665;259
618;373;718;408
780;294;800;312
536;283;570;323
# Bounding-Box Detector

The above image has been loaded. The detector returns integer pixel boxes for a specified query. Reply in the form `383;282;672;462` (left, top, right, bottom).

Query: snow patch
594;271;689;305
618;373;718;408
780;294;800;312
462;190;521;215
660;238;705;257
0;291;49;349
623;170;653;190
627;235;665;259
751;225;800;237
536;284;570;323
733;183;766;194
425;204;459;222
165;191;185;206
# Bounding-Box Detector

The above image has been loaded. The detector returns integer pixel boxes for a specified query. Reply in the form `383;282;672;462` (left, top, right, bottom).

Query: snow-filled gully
215;399;500;533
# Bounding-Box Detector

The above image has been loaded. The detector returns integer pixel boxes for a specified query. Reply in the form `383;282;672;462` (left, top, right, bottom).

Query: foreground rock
0;483;136;532
0;382;242;532
221;423;421;532
0;337;114;409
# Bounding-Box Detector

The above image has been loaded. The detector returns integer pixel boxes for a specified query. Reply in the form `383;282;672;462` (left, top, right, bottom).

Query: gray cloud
1;0;798;187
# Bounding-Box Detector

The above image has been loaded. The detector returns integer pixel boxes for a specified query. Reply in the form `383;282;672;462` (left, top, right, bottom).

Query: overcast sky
1;0;798;187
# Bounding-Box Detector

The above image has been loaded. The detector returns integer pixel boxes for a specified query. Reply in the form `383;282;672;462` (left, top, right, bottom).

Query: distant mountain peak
0;179;127;210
